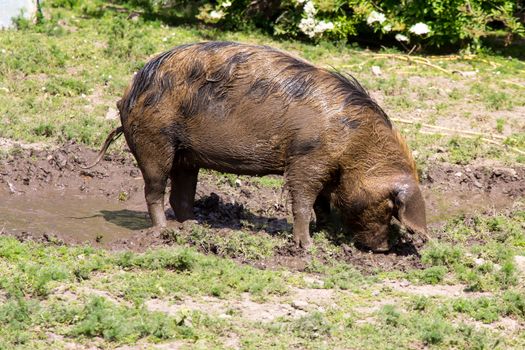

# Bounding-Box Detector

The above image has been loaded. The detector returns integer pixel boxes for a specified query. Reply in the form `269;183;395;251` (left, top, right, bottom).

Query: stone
515;256;525;273
105;107;119;120
291;300;309;311
371;66;382;76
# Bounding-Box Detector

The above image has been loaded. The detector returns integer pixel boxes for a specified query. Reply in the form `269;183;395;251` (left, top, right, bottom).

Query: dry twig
392;118;525;155
391;117;506;140
373;54;453;75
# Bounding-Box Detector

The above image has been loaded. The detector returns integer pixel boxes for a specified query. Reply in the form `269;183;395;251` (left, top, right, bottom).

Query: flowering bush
121;0;525;49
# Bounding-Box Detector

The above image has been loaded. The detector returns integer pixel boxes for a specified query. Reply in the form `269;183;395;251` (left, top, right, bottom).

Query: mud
0;142;524;272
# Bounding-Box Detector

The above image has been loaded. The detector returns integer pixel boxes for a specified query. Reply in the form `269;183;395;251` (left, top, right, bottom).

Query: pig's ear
393;179;427;238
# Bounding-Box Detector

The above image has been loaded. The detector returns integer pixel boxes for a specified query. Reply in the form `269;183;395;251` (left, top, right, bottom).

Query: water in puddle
0;185;517;245
0;188;151;244
424;190;514;224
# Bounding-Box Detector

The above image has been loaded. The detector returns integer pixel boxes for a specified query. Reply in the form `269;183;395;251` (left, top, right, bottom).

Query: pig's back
120;42;391;175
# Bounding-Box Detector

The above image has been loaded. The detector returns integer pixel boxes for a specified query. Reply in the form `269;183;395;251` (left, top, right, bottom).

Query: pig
86;41;427;251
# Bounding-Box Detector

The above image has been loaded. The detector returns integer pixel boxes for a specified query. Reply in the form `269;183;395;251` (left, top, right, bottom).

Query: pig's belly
188;137;286;176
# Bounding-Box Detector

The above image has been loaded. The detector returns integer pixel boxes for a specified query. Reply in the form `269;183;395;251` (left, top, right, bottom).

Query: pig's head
335;174;427;252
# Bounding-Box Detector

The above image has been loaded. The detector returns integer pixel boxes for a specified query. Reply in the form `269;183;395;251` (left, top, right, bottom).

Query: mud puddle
0;187;148;244
425;191;515;224
0;142;524;272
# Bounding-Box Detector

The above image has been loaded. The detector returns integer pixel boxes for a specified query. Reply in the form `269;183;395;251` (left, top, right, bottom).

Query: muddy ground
0;142;524;272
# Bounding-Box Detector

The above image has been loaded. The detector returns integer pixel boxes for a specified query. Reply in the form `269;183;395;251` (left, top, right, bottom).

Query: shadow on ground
99;209;151;231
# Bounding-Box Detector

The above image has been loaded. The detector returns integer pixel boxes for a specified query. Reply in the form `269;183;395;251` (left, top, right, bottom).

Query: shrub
118;0;525;50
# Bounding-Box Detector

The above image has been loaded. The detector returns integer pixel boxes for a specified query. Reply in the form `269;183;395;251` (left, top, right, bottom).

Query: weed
485;91;513;111
114;248;195;271
502;290;525;319
33;122;56;137
70;296;182;342
289;311;333;340
45;76;88;96
322;264;368;291
504;132;525;150
448;87;463;100
421;242;463;267
496;118;505;133
419;318;448;345
165;225;283;261
452;297;500;323
410;296;430;311
250;175;284;189
412;266;448;284
379;305;401;326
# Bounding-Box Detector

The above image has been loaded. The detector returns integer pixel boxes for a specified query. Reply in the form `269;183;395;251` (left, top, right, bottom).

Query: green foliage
114;248;196;271
419;318;449;345
452;297;500;323
0;237;110;297
421;242;463;267
379;304;401;326
70;296;185;342
33;122;56;137
416;211;524;292
414;266;448;284
484;91;513;111
450;291;525;324
502;291;525;319
163;225;283;261
288;311;333;339
322;264;367;290
504;133;525;152
44;76;89;96
125;0;525;49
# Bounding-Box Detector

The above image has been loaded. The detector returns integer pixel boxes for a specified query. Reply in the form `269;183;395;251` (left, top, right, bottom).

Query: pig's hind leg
133;136;173;229
141;163;169;228
169;166;199;222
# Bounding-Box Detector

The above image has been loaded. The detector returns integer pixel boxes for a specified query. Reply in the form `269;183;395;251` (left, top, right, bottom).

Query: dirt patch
0;142;523;272
515;256;525;274
454;315;524;336
145;287;336;323
115;342;187;350
382;280;493;298
423;162;525;225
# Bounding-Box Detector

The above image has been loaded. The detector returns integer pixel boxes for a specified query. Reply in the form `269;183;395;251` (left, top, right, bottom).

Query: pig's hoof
294;238;313;250
145;225;166;236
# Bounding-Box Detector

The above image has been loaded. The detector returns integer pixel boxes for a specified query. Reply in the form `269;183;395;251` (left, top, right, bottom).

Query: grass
1;212;524;348
0;1;525;348
161;224;286;261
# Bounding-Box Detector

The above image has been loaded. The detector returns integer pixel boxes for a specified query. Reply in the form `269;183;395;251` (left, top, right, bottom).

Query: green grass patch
162;224;285;261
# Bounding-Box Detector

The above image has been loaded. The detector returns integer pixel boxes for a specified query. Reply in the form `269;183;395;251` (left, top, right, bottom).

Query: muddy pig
86;41;427;251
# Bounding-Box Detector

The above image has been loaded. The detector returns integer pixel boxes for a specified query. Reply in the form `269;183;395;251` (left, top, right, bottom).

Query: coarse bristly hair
328;70;392;128
119;43;194;120
119;42;417;179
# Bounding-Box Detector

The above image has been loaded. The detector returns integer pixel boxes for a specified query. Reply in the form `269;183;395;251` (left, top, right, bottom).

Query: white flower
209;10;225;20
367;11;386;25
395;33;409;42
314;20;334;34
303;1;317;16
221;1;232;8
383;24;392;32
409;22;430;35
299;17;316;38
